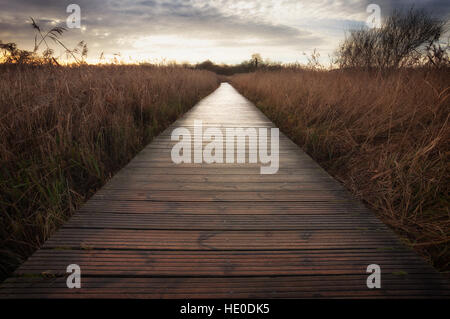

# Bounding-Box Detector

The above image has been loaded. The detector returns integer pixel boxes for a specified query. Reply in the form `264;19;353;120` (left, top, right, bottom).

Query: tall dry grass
0;64;219;280
231;68;449;271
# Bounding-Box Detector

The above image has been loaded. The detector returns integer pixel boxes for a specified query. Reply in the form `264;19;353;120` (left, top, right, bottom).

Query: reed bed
231;68;449;271
0;64;219;280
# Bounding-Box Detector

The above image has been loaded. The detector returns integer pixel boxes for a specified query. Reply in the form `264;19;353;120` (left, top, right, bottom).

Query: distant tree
251;53;263;68
193;56;283;75
337;8;446;70
196;60;215;71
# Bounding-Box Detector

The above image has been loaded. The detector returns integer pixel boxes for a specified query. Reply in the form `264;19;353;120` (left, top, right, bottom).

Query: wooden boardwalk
1;83;448;298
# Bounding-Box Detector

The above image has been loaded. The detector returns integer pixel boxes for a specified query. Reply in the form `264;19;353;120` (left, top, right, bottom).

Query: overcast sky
0;0;448;64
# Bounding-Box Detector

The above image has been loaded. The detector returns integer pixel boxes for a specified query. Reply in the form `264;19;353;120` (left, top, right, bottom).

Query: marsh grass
0;64;219;280
231;68;449;271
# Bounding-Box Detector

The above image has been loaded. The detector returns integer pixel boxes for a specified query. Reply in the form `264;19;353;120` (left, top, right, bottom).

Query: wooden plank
1;276;448;299
63;213;386;230
105;174;339;183
42;229;404;250
116;167;336;176
102;181;346;191
91;190;353;202
79;201;371;214
14;250;437;277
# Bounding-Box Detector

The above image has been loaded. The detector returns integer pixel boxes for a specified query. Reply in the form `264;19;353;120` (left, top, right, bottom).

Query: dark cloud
361;0;450;19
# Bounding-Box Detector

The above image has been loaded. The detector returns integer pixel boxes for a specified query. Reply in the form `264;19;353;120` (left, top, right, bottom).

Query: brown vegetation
231;68;449;271
0;64;219;279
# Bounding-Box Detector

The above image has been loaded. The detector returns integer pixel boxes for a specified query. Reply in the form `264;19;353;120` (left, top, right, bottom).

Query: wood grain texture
1;83;448;299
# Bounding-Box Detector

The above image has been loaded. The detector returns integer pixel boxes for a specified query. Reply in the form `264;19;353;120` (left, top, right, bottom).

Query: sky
0;0;448;64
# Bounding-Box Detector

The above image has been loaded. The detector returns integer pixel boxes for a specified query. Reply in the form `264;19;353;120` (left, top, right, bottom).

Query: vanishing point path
1;83;448;298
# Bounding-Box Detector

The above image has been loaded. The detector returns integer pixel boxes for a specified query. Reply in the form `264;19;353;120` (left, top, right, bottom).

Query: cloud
362;0;450;19
0;0;448;63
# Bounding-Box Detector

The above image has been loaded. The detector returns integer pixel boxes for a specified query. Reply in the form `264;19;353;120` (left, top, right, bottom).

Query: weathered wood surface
1;83;448;298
